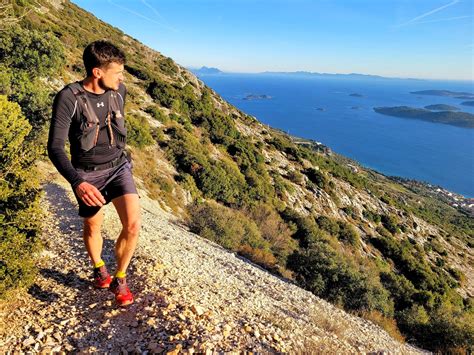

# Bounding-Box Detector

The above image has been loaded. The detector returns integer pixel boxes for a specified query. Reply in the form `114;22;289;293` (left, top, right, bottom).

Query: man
47;40;141;307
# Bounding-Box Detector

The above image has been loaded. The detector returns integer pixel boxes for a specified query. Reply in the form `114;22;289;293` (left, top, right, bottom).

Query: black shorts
73;159;139;218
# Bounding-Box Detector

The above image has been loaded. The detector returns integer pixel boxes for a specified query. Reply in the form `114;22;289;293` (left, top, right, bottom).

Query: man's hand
75;182;106;207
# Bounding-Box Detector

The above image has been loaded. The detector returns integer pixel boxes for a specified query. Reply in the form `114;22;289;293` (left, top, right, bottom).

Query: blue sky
71;0;473;80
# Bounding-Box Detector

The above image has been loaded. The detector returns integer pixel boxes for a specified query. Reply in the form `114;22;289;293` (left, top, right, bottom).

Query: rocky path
0;161;427;354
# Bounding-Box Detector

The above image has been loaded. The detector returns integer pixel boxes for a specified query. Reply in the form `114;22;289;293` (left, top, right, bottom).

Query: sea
197;73;474;197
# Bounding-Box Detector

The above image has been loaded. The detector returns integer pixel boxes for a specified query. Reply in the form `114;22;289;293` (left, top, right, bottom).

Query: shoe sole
117;299;134;307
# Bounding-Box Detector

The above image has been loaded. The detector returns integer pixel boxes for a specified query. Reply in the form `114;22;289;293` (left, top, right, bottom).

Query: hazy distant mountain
257;71;423;80
410;90;474;98
189;66;223;76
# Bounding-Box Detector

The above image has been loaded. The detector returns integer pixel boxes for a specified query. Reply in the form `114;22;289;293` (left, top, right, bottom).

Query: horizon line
186;66;474;82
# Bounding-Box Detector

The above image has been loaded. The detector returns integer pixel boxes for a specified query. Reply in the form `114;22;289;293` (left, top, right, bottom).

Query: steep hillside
0;162;425;353
0;0;472;352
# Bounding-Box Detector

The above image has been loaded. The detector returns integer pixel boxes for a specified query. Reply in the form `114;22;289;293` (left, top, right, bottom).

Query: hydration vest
67;82;127;152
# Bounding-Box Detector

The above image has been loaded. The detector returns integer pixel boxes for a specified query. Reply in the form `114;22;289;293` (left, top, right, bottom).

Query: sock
94;260;105;268
115;270;126;279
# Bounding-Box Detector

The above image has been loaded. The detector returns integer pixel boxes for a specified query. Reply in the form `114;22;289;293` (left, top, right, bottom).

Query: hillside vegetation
1;0;473;352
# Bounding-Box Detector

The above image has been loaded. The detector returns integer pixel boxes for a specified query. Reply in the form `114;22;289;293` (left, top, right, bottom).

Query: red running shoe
109;277;134;306
93;265;112;289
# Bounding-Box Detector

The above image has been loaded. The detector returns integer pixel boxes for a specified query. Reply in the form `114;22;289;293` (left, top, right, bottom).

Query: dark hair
83;40;126;76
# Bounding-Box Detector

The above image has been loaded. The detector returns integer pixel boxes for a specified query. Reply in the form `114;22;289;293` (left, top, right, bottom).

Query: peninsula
410;90;474;99
373;106;474;128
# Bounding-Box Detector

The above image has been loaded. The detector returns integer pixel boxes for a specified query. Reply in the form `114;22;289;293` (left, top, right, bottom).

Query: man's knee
123;218;141;237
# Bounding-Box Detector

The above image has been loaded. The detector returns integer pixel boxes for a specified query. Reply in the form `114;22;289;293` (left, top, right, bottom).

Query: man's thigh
83;207;104;232
111;193;141;228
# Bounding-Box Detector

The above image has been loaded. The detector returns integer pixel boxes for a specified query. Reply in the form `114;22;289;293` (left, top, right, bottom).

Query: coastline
276;127;474;217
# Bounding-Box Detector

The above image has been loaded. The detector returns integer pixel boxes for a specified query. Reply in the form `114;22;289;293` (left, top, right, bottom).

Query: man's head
83;40;126;91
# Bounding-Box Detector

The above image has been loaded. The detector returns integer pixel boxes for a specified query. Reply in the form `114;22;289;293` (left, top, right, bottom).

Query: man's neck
81;77;106;94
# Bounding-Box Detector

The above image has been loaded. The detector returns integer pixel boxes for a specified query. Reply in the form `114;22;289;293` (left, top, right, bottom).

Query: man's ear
92;67;102;78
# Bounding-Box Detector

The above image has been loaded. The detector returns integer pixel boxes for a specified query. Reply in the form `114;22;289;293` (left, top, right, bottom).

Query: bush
363;209;381;223
337;221;360;247
125;64;150;80
0;26;65;128
240;202;298;264
287;241;393;315
316;216;340;236
303;167;328;189
125;113;154;148
158;57;178;76
0;26;65;77
145;105;169;123
288;213;327;248
287;170;304;185
187;200;275;269
0;95;43;298
147;79;176;108
381;214;400;234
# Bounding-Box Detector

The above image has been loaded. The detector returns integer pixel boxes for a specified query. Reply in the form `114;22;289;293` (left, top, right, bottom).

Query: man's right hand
75;182;106;207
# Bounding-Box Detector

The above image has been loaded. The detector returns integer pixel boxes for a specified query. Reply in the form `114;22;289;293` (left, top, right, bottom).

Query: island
190;66;223;76
410;90;474;99
315;107;325;111
349;93;364;97
373;106;474;128
243;94;272;100
424;104;459;111
461;101;474;107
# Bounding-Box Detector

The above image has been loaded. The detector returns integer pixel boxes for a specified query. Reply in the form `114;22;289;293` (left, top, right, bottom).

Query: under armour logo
97;102;105;108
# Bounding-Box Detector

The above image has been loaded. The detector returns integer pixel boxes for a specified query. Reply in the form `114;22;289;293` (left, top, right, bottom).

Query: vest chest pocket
110;110;127;148
77;114;100;152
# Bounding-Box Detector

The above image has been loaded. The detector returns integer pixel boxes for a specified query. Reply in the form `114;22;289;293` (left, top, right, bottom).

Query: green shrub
147;79;176;108
0;95;43;298
240;202;298;264
280;209;327;248
125;64;151;80
287;241;393;315
287;170;304;185
0;26;64;129
363;209;381;223
337;221;360;246
187;201;274;268
316;216;340;236
303;167;327;189
158;57;178;76
125;113;154;148
381;214;400;234
200;112;240;146
0;25;65;77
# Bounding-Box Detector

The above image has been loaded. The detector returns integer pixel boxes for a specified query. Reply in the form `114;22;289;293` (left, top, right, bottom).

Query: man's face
96;62;124;91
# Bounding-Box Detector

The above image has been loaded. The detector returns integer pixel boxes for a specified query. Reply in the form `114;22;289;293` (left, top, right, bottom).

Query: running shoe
109;277;134;306
93;265;112;289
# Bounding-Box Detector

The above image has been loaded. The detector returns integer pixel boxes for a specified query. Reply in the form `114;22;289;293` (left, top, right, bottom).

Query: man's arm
47;89;85;190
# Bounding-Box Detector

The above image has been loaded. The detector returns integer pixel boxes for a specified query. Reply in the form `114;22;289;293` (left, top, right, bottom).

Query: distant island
258;71;423;81
410;90;474;99
424;104;459;111
461;101;474;107
349;93;364;98
315;107;325;111
189;66;223;76
373;106;474;128
243;94;272;100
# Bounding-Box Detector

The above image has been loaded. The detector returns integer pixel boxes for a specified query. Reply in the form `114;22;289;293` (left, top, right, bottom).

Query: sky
71;0;474;80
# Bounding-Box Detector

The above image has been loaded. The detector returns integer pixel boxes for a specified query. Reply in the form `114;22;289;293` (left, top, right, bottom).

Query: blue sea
198;73;474;197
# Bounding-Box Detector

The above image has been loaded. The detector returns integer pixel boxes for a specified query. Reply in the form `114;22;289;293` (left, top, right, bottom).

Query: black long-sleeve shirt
47;81;127;189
